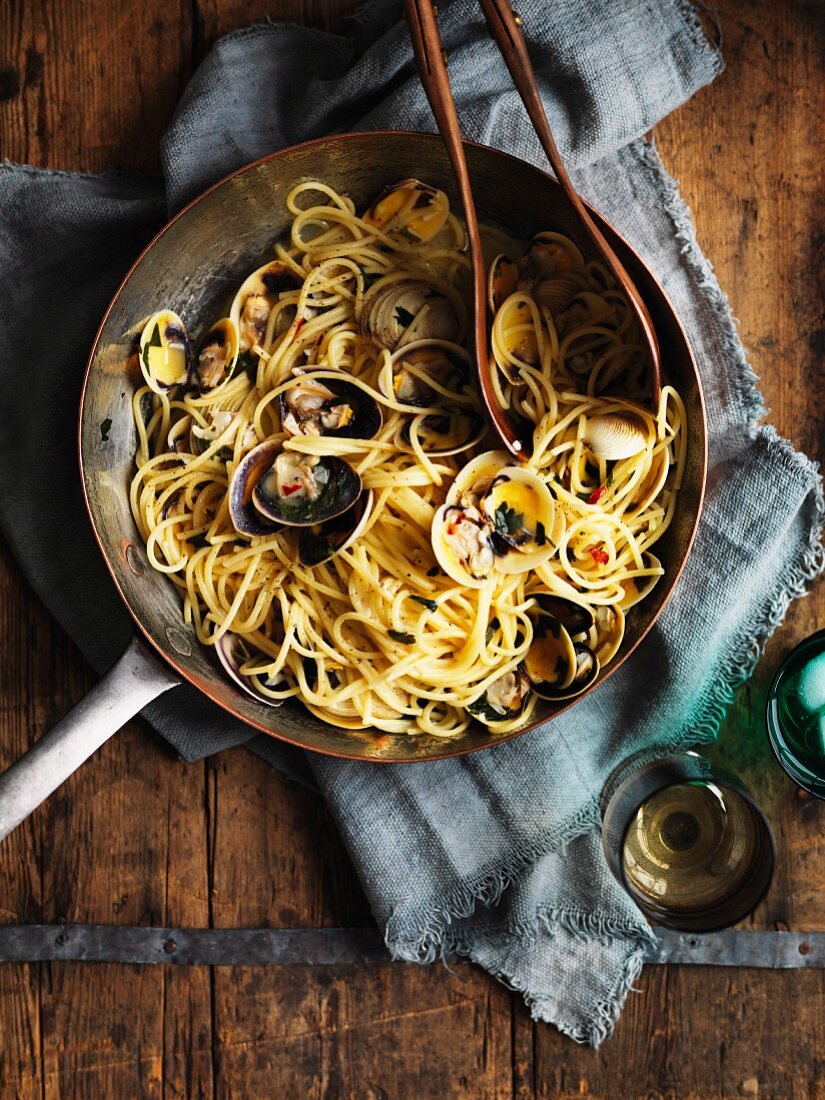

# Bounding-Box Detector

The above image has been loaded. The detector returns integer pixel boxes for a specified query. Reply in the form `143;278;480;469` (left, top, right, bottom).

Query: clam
618;552;663;610
480;466;558;573
592;603;626;666
529;593;595;640
517;232;586;287
523;613;578;697
195;318;239;392
252;451;361;528
298;490;374;567
214;633;289;707
467;667;531;724
229;260;302;355
447;450;512;508
431;503;496;588
383;340;466;407
190;409;236;455
362;179;449;243
139;310;189;394
400;408;485;456
488;254;518;313
167;415;193;453
361;280;459;350
228;440;285;538
533;276;581;315
582;412;647;460
279;373;381;439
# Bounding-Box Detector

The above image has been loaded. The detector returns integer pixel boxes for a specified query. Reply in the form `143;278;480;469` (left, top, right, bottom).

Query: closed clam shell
582;413;646;460
533;276;581;314
361;279;459;350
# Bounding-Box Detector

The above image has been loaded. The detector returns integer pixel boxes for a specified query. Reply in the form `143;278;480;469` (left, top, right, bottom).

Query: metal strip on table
0;925;823;967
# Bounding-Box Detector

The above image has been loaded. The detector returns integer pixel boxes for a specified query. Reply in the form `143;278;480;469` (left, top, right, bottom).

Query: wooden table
0;1;822;1096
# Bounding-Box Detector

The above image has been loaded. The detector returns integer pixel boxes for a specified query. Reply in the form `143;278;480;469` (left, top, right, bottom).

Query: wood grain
0;0;823;1097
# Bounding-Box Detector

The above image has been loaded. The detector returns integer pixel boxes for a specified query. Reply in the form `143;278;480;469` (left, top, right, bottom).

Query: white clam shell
582;413;647;460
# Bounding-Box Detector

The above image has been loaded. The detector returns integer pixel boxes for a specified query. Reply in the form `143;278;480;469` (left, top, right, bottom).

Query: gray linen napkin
1;0;823;1043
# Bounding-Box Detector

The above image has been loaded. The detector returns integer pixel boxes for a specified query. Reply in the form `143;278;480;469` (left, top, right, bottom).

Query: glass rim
765;629;825;800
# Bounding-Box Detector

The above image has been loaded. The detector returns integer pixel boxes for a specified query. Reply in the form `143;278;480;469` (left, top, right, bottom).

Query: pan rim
79;129;707;762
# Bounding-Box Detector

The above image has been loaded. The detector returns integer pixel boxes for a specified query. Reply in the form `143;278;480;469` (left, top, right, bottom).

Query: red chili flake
294;317;306;335
587;544;609;566
587;486;606;505
282;482;303;497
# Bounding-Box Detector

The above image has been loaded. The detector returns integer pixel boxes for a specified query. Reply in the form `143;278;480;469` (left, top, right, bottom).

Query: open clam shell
139;310;189;394
228;440;285;538
229;259;302;355
481;466;558;573
592;603;626;666
362;280;459;350
582;412;647;460
362;179;449;243
557;291;617;338
252;452;361;528
382;340;467;408
279;373;382;439
523;613;578;697
529;639;600;702
298;489;374;567
517;232;586;285
492;295;540;384
530;593;595;640
618;552;663;610
431;503;496;589
447;450;512;508
214;633;289;707
196;317;240;392
190;409;237;455
167;414;193;453
467;667;531;724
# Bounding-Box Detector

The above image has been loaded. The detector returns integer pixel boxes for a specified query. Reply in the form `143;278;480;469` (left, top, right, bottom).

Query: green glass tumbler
766;629;825;797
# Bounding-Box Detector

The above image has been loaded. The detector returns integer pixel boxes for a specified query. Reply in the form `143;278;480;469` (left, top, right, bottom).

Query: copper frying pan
0;132;706;841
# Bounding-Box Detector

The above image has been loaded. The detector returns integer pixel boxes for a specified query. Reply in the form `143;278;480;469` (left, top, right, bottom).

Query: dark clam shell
400;408;484;455
252;453;362;528
279;374;382;440
529;593;595;639
467;667;530;723
228;440;285;538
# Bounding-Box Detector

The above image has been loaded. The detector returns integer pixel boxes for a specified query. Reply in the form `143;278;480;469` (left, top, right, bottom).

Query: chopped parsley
388;629;415;644
426;566;440;577
141;321;162;370
535;521;546;546
99;417;112;442
494;501;524;537
411;595;438;611
485;616;501;644
394;306;416;328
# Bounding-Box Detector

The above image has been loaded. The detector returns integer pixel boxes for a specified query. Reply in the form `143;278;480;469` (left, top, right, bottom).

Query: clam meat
196;318;239;392
230;260;302;354
279;373;381;439
430;504;496;588
252;451;362;527
384;340;466;407
468;667;530;724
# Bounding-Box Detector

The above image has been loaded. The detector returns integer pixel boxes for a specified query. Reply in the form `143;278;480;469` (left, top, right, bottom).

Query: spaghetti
130;179;685;737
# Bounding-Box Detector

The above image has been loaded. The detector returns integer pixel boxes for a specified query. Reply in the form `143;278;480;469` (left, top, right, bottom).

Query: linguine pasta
130;179;685;738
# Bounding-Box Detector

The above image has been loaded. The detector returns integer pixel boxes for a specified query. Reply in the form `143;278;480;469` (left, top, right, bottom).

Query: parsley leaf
494;502;524;537
411;595;438;611
100;417;112;442
426;566;440;577
485;616;501;644
388;629;415;644
535;521;546;546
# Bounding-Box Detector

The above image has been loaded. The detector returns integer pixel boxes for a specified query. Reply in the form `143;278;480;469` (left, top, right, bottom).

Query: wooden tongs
404;0;662;458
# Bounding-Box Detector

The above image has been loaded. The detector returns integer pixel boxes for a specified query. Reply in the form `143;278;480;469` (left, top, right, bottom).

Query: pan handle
0;636;181;843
